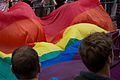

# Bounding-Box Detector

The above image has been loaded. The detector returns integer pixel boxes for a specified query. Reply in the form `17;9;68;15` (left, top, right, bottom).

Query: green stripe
40;50;62;62
3;38;80;63
65;38;79;49
0;38;80;80
40;38;80;62
0;58;16;80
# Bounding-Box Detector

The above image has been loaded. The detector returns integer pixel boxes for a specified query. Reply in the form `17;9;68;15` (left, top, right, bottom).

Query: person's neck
97;64;110;78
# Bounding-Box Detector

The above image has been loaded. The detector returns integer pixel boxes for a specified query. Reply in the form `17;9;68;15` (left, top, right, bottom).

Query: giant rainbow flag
0;0;118;80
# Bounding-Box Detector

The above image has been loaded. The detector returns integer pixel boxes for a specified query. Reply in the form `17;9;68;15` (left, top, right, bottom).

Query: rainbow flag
0;0;114;53
0;23;107;79
0;0;114;79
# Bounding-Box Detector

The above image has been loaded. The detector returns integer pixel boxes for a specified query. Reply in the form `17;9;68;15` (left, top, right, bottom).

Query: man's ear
108;52;114;65
37;63;41;73
11;65;14;73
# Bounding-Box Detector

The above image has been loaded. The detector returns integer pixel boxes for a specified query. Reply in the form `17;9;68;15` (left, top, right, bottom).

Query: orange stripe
0;19;45;53
71;5;115;32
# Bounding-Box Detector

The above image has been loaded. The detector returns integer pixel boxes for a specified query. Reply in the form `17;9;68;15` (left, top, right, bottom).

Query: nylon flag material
0;23;107;80
0;0;116;80
0;0;114;53
40;0;114;42
40;30;120;80
0;2;46;53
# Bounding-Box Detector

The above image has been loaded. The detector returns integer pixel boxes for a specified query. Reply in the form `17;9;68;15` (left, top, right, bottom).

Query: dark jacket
74;71;112;80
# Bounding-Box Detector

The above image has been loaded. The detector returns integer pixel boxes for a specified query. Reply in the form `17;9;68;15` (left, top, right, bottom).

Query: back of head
78;32;112;73
11;46;40;79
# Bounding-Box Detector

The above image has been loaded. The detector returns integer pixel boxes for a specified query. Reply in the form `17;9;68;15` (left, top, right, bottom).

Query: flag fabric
0;0;116;80
0;23;108;80
40;0;114;42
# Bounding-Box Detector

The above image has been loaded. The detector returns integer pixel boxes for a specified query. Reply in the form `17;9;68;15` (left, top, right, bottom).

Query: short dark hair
78;32;112;73
11;46;40;79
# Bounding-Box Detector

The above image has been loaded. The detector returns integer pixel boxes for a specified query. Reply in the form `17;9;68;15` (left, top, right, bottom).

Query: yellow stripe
0;42;63;58
33;42;62;56
0;51;11;58
56;23;107;49
0;23;107;58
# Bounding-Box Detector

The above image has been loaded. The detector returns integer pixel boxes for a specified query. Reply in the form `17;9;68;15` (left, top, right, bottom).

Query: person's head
78;32;113;73
11;46;40;80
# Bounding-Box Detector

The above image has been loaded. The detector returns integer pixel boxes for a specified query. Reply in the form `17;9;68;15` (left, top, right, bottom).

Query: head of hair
11;46;40;79
78;32;112;73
